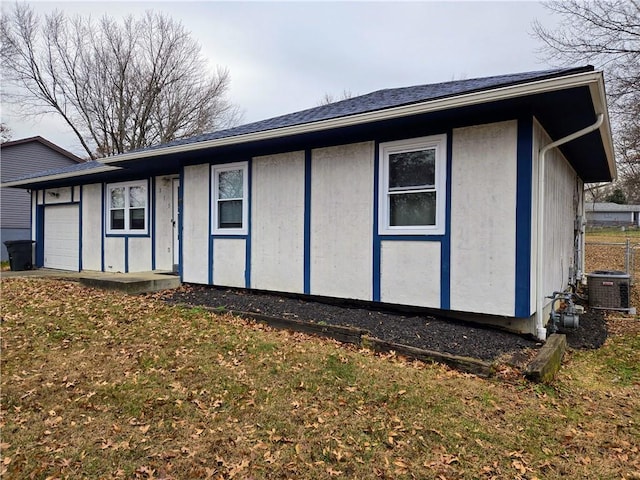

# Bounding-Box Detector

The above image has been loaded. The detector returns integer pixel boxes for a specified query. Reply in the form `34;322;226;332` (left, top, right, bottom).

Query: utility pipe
535;113;604;341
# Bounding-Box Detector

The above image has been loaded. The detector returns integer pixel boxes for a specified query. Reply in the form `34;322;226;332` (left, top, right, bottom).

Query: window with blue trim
106;180;148;235
212;162;248;235
379;135;447;235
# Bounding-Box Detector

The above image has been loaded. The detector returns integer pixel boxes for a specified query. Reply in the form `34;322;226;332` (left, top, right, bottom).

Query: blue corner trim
35;205;44;267
178;169;184;281
78;186;83;271
304;150;312;295
440;131;453;310
208;166;214;285
101;183;105;272
151;177;156;271
245;159;252;288
124;236;129;273
515;115;533;317
372;142;381;302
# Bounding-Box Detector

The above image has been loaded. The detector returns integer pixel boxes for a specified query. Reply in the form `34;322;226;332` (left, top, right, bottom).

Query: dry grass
1;277;639;479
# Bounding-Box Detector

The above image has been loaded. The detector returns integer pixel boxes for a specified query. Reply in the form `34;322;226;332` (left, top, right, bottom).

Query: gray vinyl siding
1;141;82;230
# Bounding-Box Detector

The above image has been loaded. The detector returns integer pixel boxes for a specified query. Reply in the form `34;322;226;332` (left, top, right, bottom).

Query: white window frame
378;134;447;235
106;180;149;235
212;161;249;235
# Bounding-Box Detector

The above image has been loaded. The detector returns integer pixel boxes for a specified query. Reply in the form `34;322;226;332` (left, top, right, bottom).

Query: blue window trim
104;178;151;237
515;115;533;317
373;130;452;308
208;160;252;287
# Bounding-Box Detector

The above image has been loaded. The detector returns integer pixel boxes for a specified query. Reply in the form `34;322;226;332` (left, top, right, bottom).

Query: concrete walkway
1;268;181;294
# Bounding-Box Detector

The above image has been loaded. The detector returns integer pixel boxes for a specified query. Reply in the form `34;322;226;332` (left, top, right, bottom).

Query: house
0;136;84;261
585;202;640;227
2;66;616;340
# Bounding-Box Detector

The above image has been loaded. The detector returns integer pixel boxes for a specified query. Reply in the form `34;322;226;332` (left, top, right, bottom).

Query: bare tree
318;89;354;106
0;123;12;143
532;1;640;200
1;5;242;159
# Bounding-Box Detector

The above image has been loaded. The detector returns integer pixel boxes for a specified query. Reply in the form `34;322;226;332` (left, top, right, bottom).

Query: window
106;180;148;234
379;135;447;235
212;162;248;234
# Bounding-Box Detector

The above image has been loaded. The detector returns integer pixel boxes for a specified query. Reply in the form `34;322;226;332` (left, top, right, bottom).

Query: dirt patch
157;285;608;364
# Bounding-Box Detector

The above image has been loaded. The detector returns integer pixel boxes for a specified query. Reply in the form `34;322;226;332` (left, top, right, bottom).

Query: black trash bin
4;240;35;271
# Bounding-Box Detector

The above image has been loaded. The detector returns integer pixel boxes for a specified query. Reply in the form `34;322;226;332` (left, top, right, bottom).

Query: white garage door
44;205;80;271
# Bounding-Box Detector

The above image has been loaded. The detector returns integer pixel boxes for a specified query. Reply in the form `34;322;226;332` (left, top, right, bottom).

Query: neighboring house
2;66;616;341
0;136;84;261
585;202;640;227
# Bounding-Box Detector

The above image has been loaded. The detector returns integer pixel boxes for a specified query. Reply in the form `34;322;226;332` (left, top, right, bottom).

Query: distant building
585;202;640;227
1;136;83;261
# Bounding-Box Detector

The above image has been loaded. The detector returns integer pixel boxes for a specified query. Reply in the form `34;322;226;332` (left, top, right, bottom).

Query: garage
44;204;80;270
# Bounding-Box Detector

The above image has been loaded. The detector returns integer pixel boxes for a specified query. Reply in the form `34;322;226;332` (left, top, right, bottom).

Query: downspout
535;113;604;341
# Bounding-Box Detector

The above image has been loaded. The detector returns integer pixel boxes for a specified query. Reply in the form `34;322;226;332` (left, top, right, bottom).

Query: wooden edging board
176;303;496;377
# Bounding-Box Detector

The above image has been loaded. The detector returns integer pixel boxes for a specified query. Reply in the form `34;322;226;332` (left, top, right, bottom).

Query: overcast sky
1;1;563;156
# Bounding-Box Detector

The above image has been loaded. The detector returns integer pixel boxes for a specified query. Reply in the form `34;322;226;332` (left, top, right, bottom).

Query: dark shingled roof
134;66;592;153
2;66;594;185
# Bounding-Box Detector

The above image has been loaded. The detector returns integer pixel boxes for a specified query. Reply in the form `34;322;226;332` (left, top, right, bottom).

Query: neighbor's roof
2;65;615;188
585;202;640;212
0;135;85;163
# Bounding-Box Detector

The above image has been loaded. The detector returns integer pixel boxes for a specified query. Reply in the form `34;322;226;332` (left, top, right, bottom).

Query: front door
172;179;180;272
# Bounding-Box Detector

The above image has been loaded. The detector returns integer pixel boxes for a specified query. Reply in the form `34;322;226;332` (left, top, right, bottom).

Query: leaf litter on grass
1;277;639;479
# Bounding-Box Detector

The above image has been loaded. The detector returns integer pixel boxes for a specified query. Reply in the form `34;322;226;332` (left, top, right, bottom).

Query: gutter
535;113;604;341
1;164;120;188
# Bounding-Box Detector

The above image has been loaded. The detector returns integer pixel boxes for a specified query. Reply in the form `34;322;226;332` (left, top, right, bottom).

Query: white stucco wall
251;151;305;293
182;164;210;284
43;186;73;204
128;237;151;272
213;238;246;288
81;183;102;271
310;142;374;300
380;241;441;307
104;237;125;272
533;120;582;305
154;176;175;271
450;120;518;316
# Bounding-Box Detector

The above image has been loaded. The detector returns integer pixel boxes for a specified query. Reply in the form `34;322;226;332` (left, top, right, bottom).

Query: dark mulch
156;284;608;364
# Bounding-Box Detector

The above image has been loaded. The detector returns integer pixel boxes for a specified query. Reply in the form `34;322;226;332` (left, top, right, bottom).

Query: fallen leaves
1;277;639;479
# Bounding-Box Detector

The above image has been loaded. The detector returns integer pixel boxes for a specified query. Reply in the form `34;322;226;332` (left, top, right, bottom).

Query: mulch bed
156;284;608;364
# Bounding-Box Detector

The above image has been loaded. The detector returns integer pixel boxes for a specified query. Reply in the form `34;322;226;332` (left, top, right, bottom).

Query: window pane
390;192;436;226
111;209;125;230
218;170;243;199
218;200;243;228
129;185;146;208
130;208;145;230
110;187;125;208
389;149;435;189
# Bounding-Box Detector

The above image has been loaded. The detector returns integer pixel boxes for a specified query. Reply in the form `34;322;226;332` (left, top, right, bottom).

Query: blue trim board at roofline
515;115;533;317
304;149;312;295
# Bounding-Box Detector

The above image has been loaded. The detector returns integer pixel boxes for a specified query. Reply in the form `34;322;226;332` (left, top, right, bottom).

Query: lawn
1;277;639;479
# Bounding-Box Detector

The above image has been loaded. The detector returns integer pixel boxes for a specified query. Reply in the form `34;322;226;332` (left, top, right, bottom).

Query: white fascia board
97;71;604;166
587;73;617;179
1;165;121;188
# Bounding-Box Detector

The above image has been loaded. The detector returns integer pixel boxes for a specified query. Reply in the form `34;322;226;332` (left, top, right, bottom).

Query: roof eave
101;70;611;169
1;165;120;188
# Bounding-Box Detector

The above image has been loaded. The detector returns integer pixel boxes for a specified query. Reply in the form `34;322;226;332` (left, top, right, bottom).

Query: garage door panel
44;205;79;271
